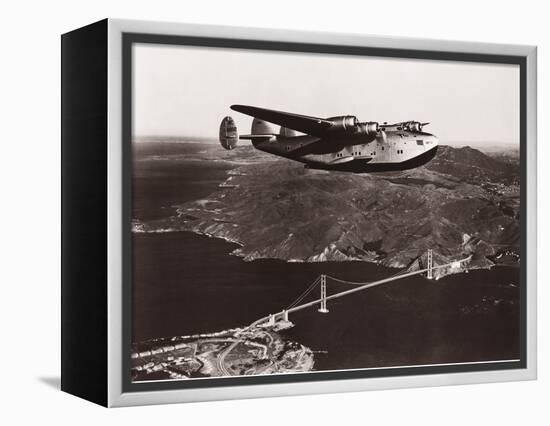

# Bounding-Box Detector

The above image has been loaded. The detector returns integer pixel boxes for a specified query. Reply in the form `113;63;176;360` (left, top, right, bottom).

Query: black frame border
61;19;109;406
121;32;527;394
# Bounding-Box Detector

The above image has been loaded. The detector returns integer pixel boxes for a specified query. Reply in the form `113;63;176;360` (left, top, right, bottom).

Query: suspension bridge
216;250;472;375
259;250;472;326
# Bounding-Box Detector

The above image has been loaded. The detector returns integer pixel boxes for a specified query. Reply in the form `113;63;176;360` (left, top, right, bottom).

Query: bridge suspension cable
325;266;407;287
286;266;412;310
285;276;321;310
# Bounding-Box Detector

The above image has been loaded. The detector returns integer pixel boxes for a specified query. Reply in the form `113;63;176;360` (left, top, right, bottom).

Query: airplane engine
357;121;379;136
252;118;279;135
219;116;239;150
404;121;428;132
326;115;359;133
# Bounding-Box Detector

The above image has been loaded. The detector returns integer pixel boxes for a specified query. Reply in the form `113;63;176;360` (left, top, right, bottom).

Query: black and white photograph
129;40;524;383
3;0;547;419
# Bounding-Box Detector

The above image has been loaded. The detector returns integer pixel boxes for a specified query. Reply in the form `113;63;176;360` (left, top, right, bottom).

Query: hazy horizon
133;135;519;154
133;44;520;147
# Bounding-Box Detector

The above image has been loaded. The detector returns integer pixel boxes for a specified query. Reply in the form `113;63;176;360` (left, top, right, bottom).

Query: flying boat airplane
219;105;438;173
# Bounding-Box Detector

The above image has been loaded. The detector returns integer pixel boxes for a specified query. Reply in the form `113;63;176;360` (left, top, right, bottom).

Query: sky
133;43;520;147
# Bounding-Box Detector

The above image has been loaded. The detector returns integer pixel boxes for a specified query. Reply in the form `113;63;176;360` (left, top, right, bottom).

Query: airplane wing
231;105;333;137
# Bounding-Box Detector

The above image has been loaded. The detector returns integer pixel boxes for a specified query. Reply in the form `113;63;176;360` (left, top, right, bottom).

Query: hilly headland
133;143;520;274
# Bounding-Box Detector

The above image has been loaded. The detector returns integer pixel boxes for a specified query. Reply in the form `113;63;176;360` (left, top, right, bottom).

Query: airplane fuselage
252;128;439;173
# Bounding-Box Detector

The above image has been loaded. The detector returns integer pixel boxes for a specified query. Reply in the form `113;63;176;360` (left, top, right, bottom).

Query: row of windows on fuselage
338;149;405;156
332;138;426;158
334;143;419;158
333;139;429;158
336;151;379;158
334;146;386;158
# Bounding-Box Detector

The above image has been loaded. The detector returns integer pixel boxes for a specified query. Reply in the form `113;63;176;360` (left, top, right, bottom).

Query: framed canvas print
61;19;537;407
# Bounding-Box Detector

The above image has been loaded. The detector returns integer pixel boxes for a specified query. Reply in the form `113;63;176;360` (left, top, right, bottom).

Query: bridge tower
427;249;433;280
318;274;329;313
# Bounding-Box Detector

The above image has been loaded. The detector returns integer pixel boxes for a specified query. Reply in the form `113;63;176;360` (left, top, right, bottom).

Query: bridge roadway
216;257;470;376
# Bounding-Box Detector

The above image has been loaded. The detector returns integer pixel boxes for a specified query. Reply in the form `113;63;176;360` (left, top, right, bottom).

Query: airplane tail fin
220;116;279;150
219;116;239;150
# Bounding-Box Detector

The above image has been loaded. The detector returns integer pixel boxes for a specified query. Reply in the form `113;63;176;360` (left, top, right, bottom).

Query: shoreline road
217;340;240;376
217;316;269;376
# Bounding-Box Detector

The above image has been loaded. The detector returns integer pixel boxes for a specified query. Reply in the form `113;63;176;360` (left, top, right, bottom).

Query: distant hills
425;145;519;185
137;144;520;272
